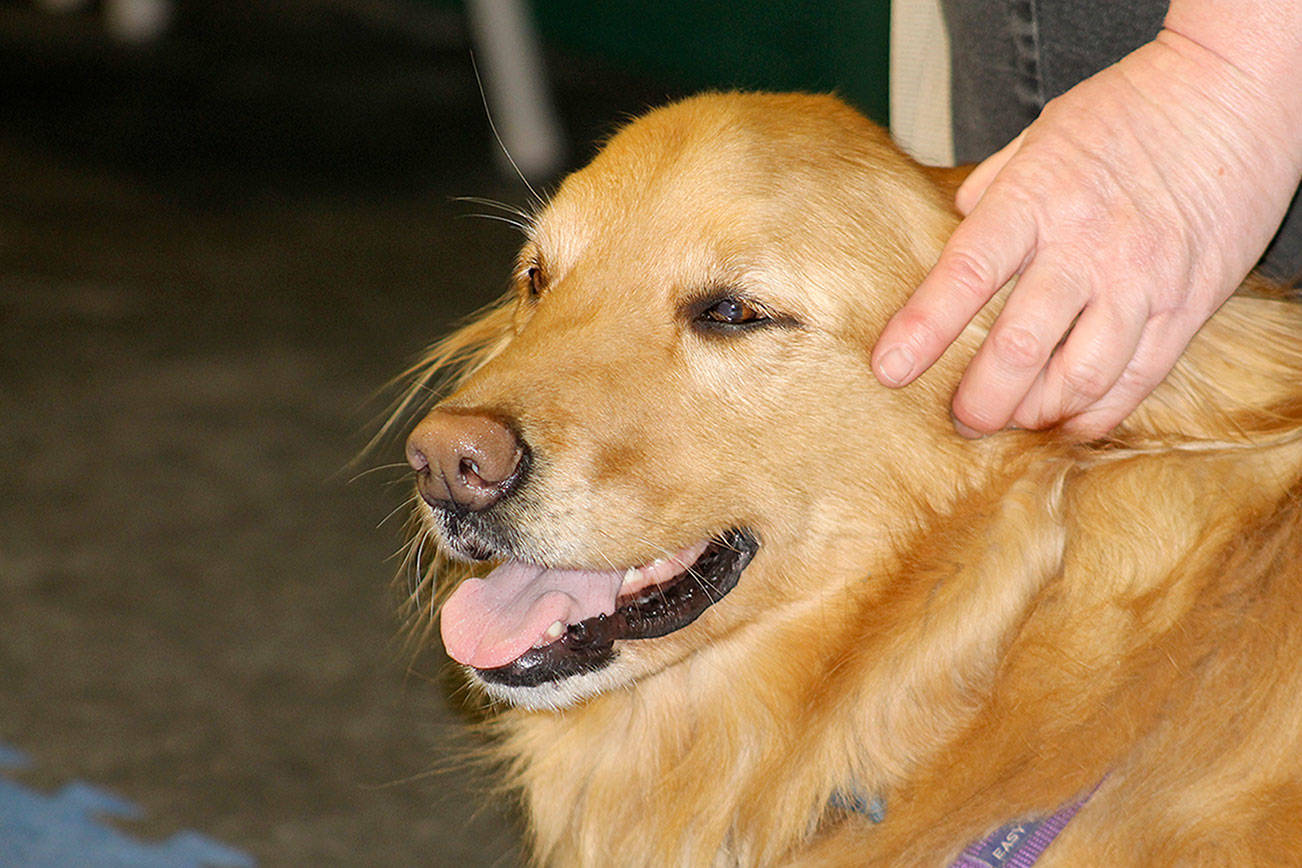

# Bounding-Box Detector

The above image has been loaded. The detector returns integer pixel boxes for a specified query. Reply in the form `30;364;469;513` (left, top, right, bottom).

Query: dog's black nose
406;410;526;512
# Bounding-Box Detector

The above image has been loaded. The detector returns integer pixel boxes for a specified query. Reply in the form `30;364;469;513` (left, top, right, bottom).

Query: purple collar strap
949;786;1097;868
831;782;1098;867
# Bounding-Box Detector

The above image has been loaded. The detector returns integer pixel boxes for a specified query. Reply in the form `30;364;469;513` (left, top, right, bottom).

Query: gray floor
0;4;673;864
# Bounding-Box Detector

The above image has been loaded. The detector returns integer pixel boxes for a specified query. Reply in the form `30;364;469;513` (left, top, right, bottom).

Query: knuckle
940;248;1002;303
892;307;947;350
986;323;1046;371
889;305;930;335
1059;358;1113;403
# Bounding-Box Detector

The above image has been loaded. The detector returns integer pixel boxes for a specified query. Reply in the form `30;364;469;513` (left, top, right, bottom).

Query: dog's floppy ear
918;164;976;207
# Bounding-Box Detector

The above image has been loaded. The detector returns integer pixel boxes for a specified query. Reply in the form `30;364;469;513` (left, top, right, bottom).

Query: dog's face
408;94;971;709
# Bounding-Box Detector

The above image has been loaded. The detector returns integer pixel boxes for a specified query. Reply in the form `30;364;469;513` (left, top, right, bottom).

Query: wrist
1159;4;1302;172
1125;29;1302;182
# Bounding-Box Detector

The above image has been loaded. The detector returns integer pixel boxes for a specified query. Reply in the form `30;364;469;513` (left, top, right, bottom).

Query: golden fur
401;92;1302;866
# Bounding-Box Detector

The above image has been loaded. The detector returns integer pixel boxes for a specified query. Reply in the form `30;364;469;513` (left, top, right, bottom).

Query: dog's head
405;93;991;708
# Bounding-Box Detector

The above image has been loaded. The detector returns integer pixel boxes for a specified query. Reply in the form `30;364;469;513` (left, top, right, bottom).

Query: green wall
525;2;891;124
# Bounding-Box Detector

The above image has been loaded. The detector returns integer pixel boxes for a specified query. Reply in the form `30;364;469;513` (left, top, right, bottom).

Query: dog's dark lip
475;528;760;688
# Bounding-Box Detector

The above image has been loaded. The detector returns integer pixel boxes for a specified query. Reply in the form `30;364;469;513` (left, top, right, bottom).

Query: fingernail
876;346;915;387
953;417;984;439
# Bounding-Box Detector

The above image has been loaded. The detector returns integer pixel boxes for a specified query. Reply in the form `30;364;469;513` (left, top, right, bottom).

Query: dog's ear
918;164;976;208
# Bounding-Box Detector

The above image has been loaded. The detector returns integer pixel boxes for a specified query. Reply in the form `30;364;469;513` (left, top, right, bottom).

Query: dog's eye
526;266;545;298
699;297;767;327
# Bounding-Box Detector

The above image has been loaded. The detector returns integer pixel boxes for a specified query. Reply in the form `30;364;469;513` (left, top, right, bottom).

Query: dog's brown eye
526;266;545;298
686;293;798;336
701;298;765;326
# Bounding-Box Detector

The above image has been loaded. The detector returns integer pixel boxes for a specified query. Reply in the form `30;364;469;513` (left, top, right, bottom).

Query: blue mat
0;742;254;867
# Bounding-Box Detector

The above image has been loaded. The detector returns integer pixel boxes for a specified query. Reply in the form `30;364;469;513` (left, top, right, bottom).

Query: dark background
0;1;889;864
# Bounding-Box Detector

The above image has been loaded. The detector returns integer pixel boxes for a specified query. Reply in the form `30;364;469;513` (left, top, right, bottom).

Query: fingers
1007;292;1148;429
871;184;1037;389
872;33;1292;440
961;297;1199;441
883;177;1163;441
949;258;1093;435
1057;314;1199;439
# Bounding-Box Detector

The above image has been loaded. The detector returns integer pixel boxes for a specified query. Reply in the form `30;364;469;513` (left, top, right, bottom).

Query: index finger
871;190;1037;387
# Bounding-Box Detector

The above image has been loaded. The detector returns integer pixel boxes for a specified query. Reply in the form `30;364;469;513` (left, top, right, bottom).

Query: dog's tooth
544;620;565;640
621;567;639;588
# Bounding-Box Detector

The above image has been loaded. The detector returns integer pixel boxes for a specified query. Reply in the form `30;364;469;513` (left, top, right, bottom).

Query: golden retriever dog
399;92;1302;866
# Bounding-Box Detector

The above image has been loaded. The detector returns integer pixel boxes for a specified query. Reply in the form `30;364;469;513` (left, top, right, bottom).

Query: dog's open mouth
439;528;758;687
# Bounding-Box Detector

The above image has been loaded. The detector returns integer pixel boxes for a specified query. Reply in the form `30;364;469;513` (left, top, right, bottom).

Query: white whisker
469;51;545;208
377;493;421;531
413;528;433;609
346;462;410;485
453;195;537;227
457;211;532;234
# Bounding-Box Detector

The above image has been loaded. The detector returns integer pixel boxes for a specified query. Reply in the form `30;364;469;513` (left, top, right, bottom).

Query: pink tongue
439;561;624;669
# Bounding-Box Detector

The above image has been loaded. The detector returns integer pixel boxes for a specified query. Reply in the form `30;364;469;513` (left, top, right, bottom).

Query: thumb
955;130;1026;215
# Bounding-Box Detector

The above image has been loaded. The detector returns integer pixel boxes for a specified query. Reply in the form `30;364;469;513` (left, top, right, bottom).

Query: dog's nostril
459;457;490;488
406;439;431;473
406;409;526;511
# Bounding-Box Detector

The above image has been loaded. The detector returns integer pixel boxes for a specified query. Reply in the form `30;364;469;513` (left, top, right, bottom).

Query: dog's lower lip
475;528;759;688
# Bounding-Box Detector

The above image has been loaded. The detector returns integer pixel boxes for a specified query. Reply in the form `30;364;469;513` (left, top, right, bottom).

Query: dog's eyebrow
512;242;542;272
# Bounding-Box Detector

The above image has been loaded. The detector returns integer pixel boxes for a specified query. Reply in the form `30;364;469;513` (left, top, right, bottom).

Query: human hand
872;24;1302;439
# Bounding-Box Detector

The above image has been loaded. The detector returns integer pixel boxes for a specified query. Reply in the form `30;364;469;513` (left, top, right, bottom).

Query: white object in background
890;0;955;168
464;0;567;183
104;0;172;44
